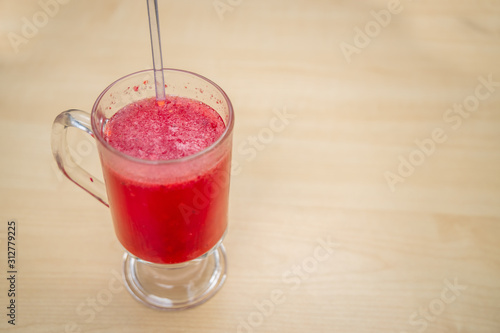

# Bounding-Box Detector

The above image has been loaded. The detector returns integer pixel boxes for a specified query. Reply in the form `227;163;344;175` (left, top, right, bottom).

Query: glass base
122;244;227;310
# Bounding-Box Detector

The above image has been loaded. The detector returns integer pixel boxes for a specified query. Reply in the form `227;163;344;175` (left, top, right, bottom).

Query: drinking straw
147;0;166;101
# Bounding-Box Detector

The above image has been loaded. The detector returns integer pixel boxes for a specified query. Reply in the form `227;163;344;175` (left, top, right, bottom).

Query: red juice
101;96;230;264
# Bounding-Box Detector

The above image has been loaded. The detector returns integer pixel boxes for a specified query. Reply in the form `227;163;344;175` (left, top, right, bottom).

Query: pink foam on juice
104;96;225;160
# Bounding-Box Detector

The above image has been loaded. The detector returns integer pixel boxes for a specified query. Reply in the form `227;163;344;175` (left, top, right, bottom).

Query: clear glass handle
51;109;109;207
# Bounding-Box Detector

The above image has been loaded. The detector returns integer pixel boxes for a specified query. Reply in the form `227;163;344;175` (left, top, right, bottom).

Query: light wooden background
1;0;499;332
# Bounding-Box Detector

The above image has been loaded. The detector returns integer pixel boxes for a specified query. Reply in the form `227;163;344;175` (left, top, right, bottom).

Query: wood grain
0;0;499;332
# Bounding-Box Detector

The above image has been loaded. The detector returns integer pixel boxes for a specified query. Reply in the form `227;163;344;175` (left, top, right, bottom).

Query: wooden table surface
1;0;499;332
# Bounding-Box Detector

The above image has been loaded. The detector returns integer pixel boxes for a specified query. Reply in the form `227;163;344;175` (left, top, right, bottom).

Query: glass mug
51;69;234;310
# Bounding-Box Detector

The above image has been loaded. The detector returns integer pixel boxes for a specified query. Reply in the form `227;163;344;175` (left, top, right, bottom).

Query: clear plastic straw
147;0;166;101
